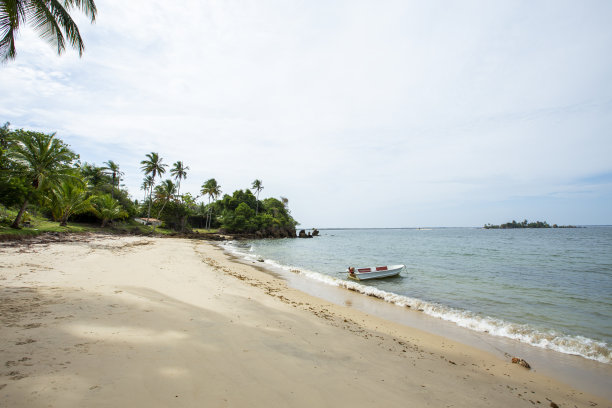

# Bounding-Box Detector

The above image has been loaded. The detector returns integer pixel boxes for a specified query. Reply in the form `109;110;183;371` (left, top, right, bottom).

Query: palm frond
0;0;25;62
25;0;67;55
63;0;96;22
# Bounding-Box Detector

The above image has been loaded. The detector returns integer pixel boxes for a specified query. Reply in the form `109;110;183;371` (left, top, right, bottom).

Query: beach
0;235;609;408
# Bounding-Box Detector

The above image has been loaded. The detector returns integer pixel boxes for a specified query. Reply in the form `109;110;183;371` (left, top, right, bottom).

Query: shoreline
223;241;612;400
1;235;610;407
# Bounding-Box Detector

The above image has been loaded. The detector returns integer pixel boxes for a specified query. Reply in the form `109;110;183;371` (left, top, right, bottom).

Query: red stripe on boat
376;266;388;271
357;268;371;272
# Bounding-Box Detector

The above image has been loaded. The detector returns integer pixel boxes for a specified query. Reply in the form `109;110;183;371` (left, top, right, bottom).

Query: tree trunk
111;174;115;199
11;199;29;229
206;197;213;230
147;184;153;222
157;199;169;219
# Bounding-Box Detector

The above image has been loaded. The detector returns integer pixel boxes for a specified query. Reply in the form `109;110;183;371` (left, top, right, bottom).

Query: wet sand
0;235;609;407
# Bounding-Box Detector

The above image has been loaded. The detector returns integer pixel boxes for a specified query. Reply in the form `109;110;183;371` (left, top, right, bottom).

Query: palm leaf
64;0;96;21
0;0;25;62
1;0;96;61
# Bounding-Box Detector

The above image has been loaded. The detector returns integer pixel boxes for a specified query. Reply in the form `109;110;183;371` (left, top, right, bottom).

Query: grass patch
0;217;97;237
192;228;219;234
0;205;202;239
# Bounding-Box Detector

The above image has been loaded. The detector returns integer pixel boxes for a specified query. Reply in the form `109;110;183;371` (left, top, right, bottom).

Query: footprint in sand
15;339;36;345
7;371;28;380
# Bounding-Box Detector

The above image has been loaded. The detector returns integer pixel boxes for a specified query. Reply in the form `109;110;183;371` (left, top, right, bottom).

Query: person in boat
348;266;356;277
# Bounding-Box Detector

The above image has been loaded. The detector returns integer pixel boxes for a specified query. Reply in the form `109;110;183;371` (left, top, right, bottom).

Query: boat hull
347;265;404;281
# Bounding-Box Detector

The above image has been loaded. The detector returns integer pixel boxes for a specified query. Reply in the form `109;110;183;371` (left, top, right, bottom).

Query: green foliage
75;162;137;219
201;178;221;230
101;160;124;197
0;176;30;207
157;200;193;232
219;189;257;212
0;124;298;236
45;178;93;226
140;152;168;221
92;194;128;227
216;190;297;233
484;219;551;229
0;121;12;169
8;129;78;189
80;162;112;187
3;128;78;227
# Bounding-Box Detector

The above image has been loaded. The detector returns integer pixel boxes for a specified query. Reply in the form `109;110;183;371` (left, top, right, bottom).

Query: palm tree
200;178;221;230
1;0;97;62
92;194;127;227
8;130;77;228
170;161;189;199
251;179;263;215
140;175;153;203
154;179;176;218
101;160;124;198
281;196;289;208
140;152;167;222
79;162;106;188
46;178;93;226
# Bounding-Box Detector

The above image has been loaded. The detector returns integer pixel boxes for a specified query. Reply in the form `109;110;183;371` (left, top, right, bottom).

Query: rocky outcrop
298;229;320;238
254;226;297;239
298;229;313;238
216;226;298;239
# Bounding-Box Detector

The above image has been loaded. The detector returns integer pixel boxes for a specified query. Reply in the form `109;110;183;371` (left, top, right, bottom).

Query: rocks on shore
511;357;531;369
298;228;319;238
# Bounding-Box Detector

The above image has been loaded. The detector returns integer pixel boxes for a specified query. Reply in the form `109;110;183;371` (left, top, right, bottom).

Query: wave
221;241;612;364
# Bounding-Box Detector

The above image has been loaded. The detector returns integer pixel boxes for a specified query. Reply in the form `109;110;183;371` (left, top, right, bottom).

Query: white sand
0;235;609;407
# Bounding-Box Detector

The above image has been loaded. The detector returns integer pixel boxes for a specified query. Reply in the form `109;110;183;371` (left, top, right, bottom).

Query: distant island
483;220;577;229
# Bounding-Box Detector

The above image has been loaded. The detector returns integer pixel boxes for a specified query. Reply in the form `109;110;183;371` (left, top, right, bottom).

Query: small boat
347;264;404;280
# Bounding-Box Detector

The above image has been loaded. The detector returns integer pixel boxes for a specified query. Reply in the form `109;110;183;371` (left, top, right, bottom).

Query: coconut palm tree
8;130;77;228
92;194;127;227
1;0;97;62
200;178;221;230
141;175;153;203
170;161;189;199
251;179;263;215
154;179;176;218
46;177;93;226
79;162;106;188
140;152;167;222
101;160;123;198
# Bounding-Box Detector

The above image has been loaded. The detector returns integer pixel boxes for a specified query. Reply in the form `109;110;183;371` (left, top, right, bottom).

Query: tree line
483;220;576;229
0;123;297;235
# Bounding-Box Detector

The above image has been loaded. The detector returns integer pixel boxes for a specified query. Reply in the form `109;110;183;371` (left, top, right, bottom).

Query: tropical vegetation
484;220;576;229
0;122;298;237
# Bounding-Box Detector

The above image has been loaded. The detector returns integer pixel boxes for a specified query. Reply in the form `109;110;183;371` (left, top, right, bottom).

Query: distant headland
483;220;577;229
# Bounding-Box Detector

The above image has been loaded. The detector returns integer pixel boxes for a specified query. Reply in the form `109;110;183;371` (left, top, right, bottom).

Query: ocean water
223;227;612;364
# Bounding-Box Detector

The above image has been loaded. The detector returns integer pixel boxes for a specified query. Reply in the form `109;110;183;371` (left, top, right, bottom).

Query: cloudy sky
1;0;611;227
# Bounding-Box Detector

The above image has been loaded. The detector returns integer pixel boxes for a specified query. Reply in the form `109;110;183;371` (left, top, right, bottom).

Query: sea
223;227;612;367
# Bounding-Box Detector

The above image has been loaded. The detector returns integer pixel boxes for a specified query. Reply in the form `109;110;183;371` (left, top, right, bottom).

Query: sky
1;0;611;228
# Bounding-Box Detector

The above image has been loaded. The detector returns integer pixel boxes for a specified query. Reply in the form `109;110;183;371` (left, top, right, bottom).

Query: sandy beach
0;235;609;407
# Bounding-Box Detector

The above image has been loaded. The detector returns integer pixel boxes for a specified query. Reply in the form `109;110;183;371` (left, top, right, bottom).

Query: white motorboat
347;264;404;280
